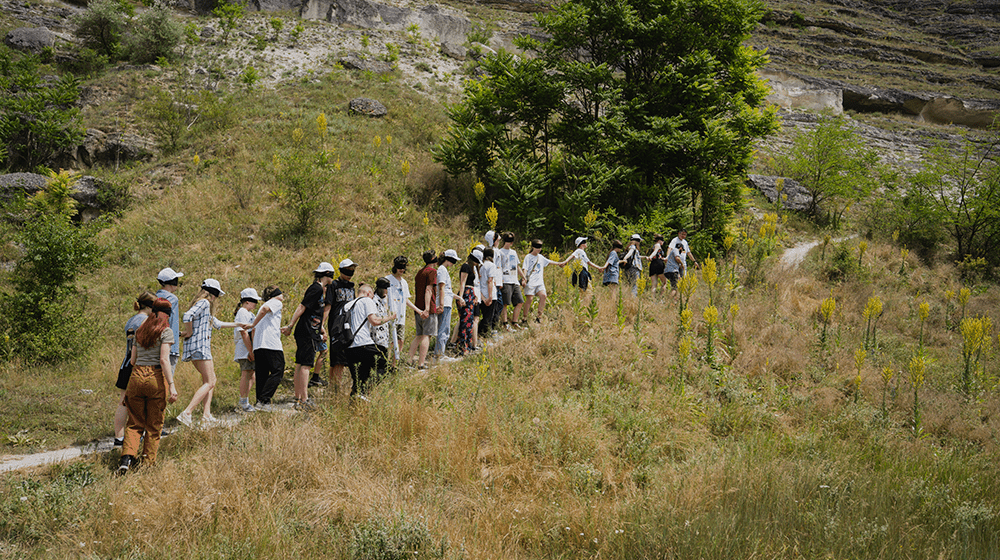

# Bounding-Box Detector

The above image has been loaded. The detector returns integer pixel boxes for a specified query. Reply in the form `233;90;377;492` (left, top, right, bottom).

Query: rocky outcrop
747;175;812;212
465;0;549;13
0;173;116;221
761;70;843;113
300;0;470;45
54;129;155;170
4;27;55;53
349;97;387;117
338;54;394;74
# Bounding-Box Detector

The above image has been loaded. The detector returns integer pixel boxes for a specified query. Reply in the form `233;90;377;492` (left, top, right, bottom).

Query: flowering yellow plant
703;305;719;326
316;112;327;137
473;181;485;201
486;204;498;230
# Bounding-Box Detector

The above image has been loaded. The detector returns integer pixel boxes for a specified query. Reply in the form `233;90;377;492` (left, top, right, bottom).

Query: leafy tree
784;114;880;226
125;5;183;64
73;0;134;59
213;0;246;44
435;0;777;245
0;171;104;364
912;137;1000;267
0;48;84;171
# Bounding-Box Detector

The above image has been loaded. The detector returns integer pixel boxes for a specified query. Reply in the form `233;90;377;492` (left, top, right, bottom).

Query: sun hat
314;261;336;274
575;237;587;247
156;267;184;282
444;249;459;262
201;278;225;297
339;258;357;269
239;288;261;301
471;249;483;263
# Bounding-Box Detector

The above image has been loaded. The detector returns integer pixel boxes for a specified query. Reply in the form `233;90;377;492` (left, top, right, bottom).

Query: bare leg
114;389;127;440
182;359;217;418
293;364;310;401
536;291;548;319
239;368;254;399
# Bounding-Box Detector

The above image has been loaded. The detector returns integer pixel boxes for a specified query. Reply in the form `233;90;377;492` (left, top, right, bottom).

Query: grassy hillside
1;3;1000;559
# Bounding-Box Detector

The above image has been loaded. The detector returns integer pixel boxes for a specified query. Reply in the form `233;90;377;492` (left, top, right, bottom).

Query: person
324;259;358;393
570;237;604;291
668;229;698;275
176;279;240;428
622;234;643;295
114;292;156;447
282;262;335;410
233;288;260;413
647;234;667;294
522;240;570;323
478;248;498;338
664;242;686;299
455;250;481;355
386;256;423;363
372;278;394;377
155;267;184;369
603;240;624;287
246;285;285;410
118;297;178;475
497;232;526;330
435;250;460;363
407;251;438;369
346;283;396;400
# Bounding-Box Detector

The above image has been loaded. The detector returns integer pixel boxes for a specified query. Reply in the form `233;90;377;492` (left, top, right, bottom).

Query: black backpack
328;298;366;347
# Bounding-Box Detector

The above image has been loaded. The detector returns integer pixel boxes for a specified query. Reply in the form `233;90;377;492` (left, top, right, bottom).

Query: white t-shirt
479;261;497;297
473;265;481;303
386;275;411;328
233;307;255;361
436;265;454;308
668;237;691;266
522;253;552;289
571;248;592;268
498;247;520;284
490;260;503;293
348;297;377;348
252;298;283;351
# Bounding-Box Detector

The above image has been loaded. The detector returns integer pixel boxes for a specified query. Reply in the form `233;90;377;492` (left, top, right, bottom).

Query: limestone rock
4;27;55;54
465;0;548;13
0;172;117;220
301;0;470;44
348;97;387;117
746;175;811;212
249;0;302;11
338;54;394;74
440;42;467;61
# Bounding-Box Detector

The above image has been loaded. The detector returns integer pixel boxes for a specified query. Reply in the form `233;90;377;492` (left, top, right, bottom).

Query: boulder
4;27;55;54
249;0;302;11
338;54;394;74
746;175;812;212
760;70;843;113
348;97;387;117
301;0;470;44
440;42;467;61
465;0;549;13
0;172;116;220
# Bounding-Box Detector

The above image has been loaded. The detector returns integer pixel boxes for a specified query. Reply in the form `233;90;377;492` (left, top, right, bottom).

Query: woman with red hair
119;297;178;475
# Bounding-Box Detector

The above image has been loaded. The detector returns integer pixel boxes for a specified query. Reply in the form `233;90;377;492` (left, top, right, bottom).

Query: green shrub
125;5;183;64
826;242;860;281
213;0;246;44
73;0;133;59
63;47;110;75
349;512;446;560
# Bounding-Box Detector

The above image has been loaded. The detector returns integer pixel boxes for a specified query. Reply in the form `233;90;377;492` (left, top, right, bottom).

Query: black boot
117;455;136;476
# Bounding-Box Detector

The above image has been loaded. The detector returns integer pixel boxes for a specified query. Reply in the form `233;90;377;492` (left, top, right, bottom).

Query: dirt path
780;236;854;269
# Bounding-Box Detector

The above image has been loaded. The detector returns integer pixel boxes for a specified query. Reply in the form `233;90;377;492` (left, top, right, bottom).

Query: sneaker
176;411;193;427
438;355;460;363
117;455;136;476
237;402;255;413
417;364;429;370
307;375;328;388
503;323;514;332
113;437;123;447
294;398;316;411
202;414;218;426
356;394;370;403
254;402;274;412
534;317;541;323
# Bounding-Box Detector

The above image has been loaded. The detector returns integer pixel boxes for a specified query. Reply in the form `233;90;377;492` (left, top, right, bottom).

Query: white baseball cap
201;278;225;296
157;267;184;282
575;237;587;247
470;249;483;263
485;230;496;246
630;234;642;241
338;258;357;269
443;249;459;261
239;288;261;301
314;261;336;274
474;244;485;251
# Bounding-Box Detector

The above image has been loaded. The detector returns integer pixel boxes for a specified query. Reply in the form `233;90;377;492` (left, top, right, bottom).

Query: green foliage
290;23;304;45
466;22;493;45
270;17;284;40
241;65;260;89
349;511;446;560
783;113;880;226
826;241;860;281
269;121;338;240
405;23;421;45
0;48;84;171
125;5;183;64
140;87;236;153
435;0;777;245
64;47;110;75
0;171;104;364
383;42;400;64
861;184;941;262
73;0;132;59
213;0;246;44
912;137;1000;268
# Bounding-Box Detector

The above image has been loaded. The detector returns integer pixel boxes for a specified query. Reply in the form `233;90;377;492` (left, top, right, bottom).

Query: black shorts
502;284;524;306
576;269;591;290
649;260;665;276
329;341;351;367
666;271;679;289
294;332;317;367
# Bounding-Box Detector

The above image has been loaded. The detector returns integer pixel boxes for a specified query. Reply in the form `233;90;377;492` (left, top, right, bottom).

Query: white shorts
524;284;546;297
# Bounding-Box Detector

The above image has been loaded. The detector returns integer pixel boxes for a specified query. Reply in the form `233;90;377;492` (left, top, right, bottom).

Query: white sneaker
238;402;255;413
176;411;192;427
438;355;460;363
254;403;274;412
201;414;218;426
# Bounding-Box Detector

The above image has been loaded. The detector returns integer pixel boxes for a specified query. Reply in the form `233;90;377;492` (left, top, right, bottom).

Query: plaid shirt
182;299;222;361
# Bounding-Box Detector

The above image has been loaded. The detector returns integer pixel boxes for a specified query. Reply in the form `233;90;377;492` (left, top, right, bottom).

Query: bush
63;47;110;75
349;512;446;560
826;242;860;281
73;0;133;59
125;5;183;64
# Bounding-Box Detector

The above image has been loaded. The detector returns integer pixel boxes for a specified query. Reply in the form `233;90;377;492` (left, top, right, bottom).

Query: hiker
622;234;643;295
347;283;396;399
522;240;570;323
455;250;482;354
386;256;423;363
668;229;698;275
603;240;624;287
435;250;460;363
372;278;394;377
246;285;286;411
498;232;526;330
282;262;335;410
114;292;156;447
118;297;178;475
233;288;261;413
570;237;604;291
176;279;240;428
647;234;667;294
478;248;498;338
406;251;438;369
325;259;358;393
155;267;184;369
664;242;686;299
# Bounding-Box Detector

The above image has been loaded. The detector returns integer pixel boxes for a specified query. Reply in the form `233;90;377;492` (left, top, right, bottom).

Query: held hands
420;309;430;319
280;326;292;336
167;386;178;403
248;350;255;362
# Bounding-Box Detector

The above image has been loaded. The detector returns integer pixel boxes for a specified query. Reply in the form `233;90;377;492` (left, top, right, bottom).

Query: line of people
113;229;696;474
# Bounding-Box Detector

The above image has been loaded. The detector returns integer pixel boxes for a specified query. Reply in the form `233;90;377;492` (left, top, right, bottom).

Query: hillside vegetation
1;0;1000;558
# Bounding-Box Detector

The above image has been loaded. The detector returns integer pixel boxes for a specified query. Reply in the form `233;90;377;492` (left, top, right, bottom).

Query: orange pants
123;365;167;465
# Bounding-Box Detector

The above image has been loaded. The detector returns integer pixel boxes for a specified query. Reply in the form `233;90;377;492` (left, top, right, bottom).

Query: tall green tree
435;0;777;244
